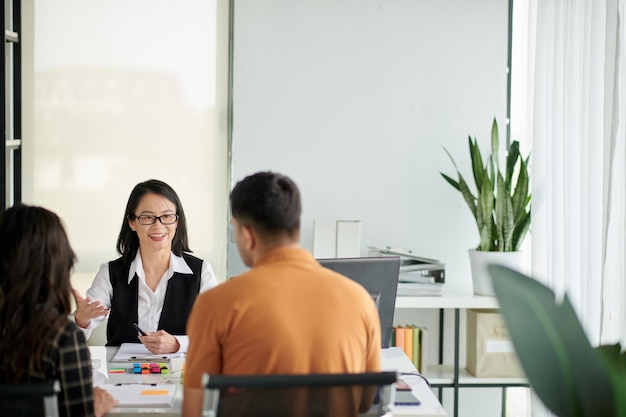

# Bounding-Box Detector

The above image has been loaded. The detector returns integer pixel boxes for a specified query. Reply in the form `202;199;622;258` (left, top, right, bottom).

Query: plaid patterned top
1;321;95;417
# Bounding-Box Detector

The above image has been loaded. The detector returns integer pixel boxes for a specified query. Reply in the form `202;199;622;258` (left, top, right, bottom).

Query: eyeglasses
132;214;179;225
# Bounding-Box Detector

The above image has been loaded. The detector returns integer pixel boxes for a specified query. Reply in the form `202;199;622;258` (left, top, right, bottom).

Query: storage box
466;309;525;377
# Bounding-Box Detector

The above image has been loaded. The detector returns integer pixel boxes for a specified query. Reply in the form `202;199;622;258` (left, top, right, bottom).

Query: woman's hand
93;386;118;417
71;289;109;329
139;330;181;354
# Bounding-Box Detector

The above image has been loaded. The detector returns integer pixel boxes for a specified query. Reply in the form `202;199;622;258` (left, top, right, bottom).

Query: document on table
100;383;176;407
111;343;186;362
88;346;109;385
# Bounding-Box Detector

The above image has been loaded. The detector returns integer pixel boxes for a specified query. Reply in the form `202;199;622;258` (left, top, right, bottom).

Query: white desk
382;348;447;417
98;346;446;417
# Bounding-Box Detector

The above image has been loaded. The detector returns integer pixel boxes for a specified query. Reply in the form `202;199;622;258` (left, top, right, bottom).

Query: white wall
21;0;230;281
229;1;512;415
228;0;509;292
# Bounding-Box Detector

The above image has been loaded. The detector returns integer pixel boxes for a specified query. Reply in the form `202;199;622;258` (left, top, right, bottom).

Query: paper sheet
100;383;176;407
111;343;186;362
88;346;109;385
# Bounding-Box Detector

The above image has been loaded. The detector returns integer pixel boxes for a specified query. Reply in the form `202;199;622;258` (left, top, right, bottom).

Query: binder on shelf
313;220;361;258
370;246;445;296
418;326;428;374
392;325;428;373
404;326;413;362
411;325;420;371
394;325;405;353
312;220;337;258
369;246;445;283
336;221;361;258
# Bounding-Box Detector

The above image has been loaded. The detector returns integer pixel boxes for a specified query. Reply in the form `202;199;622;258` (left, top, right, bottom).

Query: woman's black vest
105;253;203;346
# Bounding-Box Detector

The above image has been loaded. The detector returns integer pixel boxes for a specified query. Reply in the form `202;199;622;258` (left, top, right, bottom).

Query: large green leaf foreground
488;265;626;417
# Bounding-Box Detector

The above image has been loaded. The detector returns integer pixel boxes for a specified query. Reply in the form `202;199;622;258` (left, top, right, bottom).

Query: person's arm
93;387;118;417
71;263;112;337
182;387;204;417
57;323;117;417
174;335;189;352
139;330;181;354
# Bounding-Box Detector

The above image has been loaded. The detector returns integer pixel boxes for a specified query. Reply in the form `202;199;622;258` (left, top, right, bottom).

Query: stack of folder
391;325;428;373
369;246;445;296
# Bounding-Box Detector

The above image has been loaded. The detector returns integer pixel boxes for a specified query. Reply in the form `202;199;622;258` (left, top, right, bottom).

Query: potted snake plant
441;118;531;295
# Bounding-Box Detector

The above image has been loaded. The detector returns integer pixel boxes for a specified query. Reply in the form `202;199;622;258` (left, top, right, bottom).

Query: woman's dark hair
0;204;76;382
230;171;301;238
116;179;191;265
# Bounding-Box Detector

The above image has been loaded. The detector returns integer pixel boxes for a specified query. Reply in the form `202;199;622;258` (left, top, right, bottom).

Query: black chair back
202;372;398;417
0;381;60;417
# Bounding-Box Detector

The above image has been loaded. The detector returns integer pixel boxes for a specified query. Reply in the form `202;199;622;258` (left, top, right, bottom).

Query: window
2;0;22;209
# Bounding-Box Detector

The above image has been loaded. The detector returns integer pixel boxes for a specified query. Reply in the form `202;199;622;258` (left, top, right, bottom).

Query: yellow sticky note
141;390;169;396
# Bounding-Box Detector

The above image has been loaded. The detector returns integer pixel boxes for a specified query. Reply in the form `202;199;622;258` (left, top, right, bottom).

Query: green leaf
511;209;530;251
491;118;499;168
440;173;461;192
596;344;626;417
511;156;529;219
477;174;494;250
442;148;478;219
495;172;514;251
443;147;461;171
506;140;521;186
596;344;626;378
457;175;478;220
469;137;486;192
490;265;615;417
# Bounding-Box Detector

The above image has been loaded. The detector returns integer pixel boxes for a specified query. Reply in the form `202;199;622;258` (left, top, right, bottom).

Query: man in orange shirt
182;171;381;417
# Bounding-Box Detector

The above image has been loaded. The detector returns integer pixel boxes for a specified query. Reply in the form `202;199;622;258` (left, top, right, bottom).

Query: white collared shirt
77;251;217;352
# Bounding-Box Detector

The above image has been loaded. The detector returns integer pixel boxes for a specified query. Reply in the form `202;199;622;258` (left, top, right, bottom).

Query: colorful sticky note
140;390;170;396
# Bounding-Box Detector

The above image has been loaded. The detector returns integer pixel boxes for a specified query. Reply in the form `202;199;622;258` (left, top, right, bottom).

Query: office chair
0;380;60;417
202;371;398;417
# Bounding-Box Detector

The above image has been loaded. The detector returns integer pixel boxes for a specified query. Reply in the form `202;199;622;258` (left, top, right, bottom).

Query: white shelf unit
395;288;529;417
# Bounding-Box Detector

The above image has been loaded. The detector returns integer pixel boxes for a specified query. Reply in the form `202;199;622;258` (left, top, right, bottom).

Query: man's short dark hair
230;171;302;237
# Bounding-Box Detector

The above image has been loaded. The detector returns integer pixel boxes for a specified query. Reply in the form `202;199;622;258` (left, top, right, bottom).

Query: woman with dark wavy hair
0;204;117;417
72;179;217;354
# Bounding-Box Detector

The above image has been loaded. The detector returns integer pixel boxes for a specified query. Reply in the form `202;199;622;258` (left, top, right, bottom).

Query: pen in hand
133;323;147;336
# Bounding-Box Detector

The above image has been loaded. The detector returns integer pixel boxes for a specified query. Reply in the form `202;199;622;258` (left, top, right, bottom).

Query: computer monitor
317;256;400;349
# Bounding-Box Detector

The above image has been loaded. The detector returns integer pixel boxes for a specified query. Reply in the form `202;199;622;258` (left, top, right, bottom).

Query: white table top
381;348;447;417
97;346;446;417
395;287;499;309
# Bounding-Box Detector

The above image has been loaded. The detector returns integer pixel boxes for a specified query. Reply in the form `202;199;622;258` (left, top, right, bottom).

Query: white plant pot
468;249;526;296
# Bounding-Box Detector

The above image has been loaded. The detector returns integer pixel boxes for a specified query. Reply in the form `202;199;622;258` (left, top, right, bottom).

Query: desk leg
453;308;460;417
438;309;444;403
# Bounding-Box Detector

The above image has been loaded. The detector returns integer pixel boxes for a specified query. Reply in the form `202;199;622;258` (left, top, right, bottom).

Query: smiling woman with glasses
71;179;217;354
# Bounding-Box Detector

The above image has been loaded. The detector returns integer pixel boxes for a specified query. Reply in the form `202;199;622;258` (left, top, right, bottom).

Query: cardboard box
466;309;525;377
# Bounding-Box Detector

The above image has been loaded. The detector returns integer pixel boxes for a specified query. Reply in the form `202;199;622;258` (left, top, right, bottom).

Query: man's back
184;247;381;387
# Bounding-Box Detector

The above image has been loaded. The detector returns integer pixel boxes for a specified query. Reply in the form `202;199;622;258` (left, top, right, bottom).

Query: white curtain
527;0;626;415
